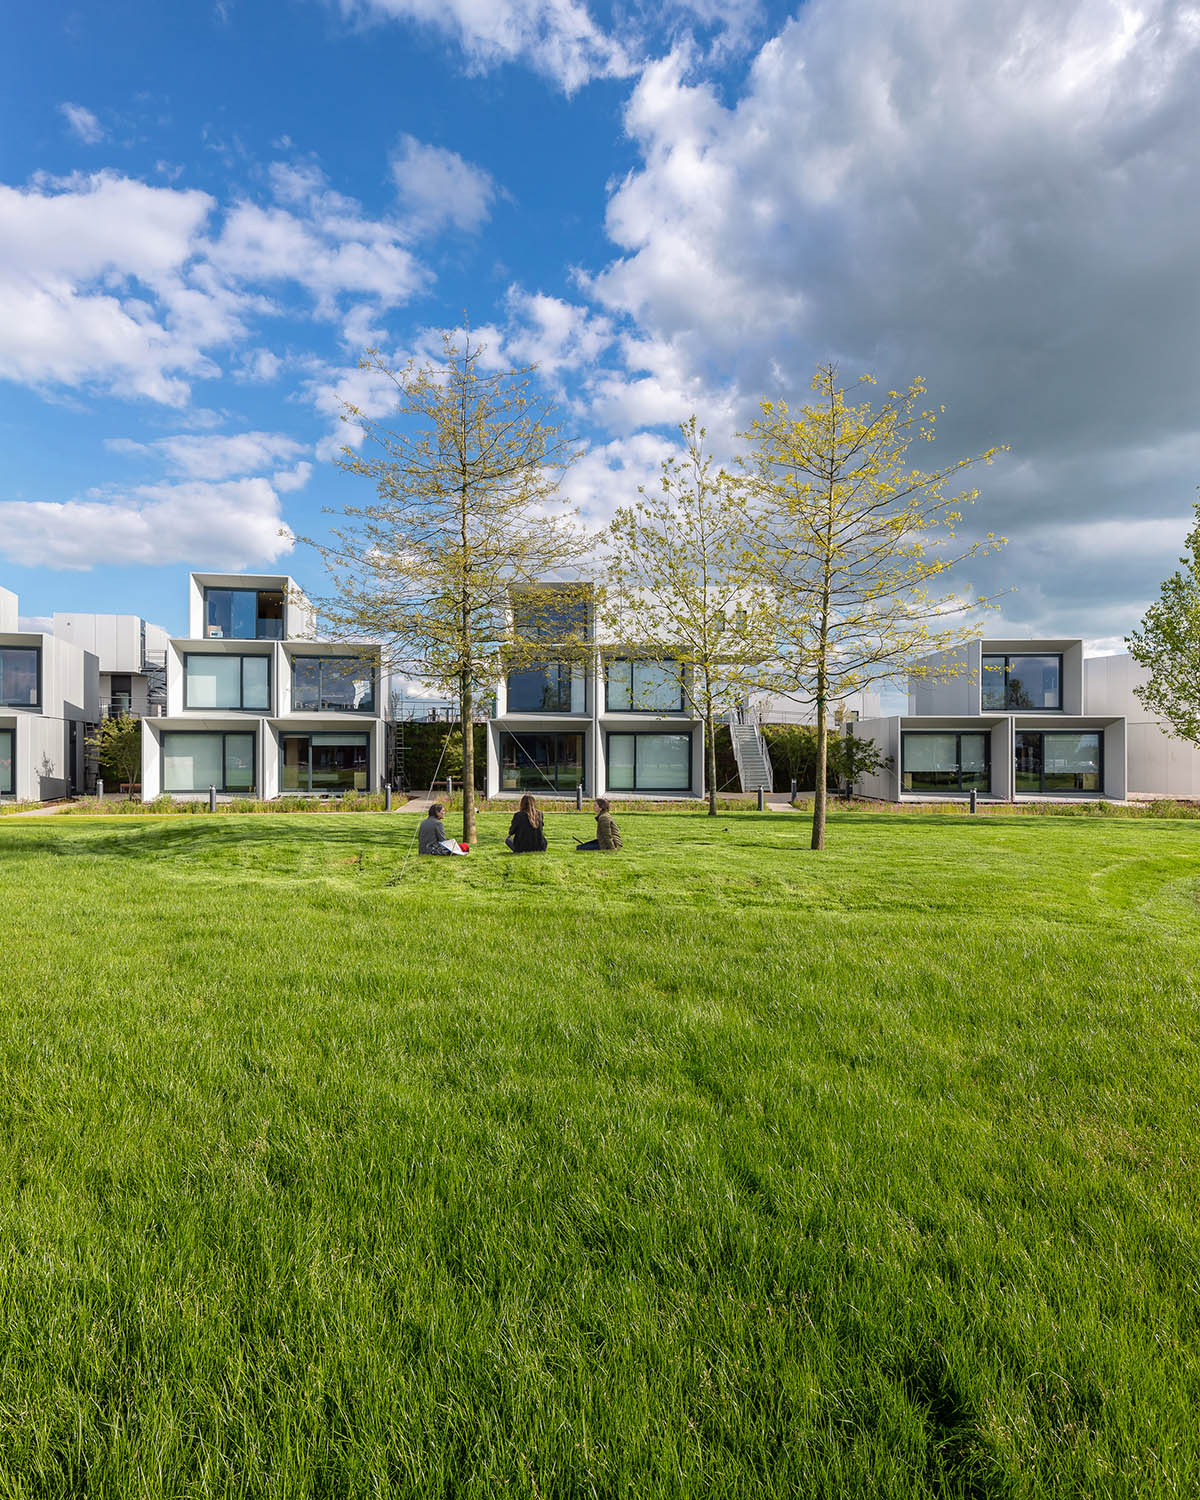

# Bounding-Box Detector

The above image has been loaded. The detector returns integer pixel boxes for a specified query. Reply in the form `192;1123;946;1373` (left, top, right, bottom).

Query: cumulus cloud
333;0;634;92
106;429;308;480
0;477;294;570
587;0;1200;639
503;288;614;375
390;135;497;234
59;103;105;144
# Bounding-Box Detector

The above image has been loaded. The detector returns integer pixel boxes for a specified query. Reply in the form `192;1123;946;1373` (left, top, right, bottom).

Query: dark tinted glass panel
256;591;284;640
606;661;632;711
512;591;588;641
293;660;322;710
0;729;12;794
1043;733;1100;792
1014;731;1043;792
981;656;1006;711
960;734;989;790
499;732;585;791
0;648;39;707
1006;655;1061;710
310;735;368;791
507;663;570;712
281;736;307;791
224;734;256;791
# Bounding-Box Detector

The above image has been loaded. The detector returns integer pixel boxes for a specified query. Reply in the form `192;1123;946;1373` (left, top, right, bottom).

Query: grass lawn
1;809;1198;1498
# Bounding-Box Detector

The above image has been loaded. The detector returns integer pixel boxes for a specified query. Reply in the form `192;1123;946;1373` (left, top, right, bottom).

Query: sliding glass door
0;729;13;796
499;732;585;792
1015;731;1102;794
280;733;370;793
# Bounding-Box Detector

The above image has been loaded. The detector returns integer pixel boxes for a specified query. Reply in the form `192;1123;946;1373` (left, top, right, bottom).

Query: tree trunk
706;707;718;816
812;693;827;851
460;675;477;845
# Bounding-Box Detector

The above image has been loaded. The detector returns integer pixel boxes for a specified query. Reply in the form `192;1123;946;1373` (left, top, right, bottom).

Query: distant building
51;610;170;721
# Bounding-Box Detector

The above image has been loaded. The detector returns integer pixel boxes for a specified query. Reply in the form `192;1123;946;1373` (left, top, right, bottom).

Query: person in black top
506;793;548;853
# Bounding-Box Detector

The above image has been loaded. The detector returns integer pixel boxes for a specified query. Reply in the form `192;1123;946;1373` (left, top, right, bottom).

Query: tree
86;714;141;794
304;330;586;845
605;417;773;815
1127;497;1200;744
741;365;1005;850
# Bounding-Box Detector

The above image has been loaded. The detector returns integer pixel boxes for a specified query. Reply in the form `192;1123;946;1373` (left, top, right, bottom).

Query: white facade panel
0;587;17;633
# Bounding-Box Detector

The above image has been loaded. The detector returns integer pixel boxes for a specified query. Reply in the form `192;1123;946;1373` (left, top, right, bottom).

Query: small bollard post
209;785;217;813
970;789;978;815
446;775;453;801
385;784;392;812
576;784;583;810
96;778;104;801
790;777;797;802
757;787;765;812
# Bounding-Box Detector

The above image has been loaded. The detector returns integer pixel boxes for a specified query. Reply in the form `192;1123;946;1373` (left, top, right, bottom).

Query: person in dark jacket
506;793;548;853
575;797;622;851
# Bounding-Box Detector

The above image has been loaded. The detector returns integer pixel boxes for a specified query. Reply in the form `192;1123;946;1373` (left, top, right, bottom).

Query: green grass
1;810;1198;1498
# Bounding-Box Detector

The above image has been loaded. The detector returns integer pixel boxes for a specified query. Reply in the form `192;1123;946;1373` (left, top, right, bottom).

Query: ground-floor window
162;731;256;793
1015;731;1101;794
607;732;692;792
0;729;12;795
500;731;585;792
281;733;370;793
901;732;990;793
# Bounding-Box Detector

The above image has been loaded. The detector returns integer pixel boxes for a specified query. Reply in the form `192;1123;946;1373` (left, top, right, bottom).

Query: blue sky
2;0;1199;648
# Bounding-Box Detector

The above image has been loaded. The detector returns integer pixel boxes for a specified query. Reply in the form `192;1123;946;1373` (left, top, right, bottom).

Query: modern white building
50;609;170;720
1;585;99;802
485;584;706;799
851;638;1200;802
141;573;390;800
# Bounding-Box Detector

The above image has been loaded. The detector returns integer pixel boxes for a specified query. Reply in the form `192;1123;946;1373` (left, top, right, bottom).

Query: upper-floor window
0;646;39;708
506;661;586;713
204;587;284;640
184;653;271;711
511;591;589;643
981;653;1063;711
605;659;687;713
292;656;376;712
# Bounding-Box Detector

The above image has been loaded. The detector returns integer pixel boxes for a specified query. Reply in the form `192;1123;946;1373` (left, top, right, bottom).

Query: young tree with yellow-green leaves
605;417;774;815
741;364;1006;851
1127;495;1200;746
303;330;586;846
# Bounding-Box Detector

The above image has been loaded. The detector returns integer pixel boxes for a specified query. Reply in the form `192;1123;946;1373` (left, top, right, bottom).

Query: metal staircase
142;648;168;717
730;721;773;794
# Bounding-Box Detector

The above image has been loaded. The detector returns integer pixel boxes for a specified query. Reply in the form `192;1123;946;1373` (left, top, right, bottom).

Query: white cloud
59;103;105;145
235;347;282;382
390;135;497;234
334;0;634;92
585;0;1200;640
0;477;294;570
565;431;680;525
503;288;614;374
106;429;308;480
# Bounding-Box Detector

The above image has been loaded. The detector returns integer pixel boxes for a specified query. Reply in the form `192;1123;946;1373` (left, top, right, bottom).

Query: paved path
2;801;75;818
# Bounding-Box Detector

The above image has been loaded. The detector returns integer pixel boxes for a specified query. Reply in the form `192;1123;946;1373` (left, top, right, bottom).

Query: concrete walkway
2;801;76;818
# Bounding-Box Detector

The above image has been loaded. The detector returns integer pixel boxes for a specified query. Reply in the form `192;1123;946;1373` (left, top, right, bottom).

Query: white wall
851;716;900;799
0;587;17;633
51;612;143;674
907;644;978;716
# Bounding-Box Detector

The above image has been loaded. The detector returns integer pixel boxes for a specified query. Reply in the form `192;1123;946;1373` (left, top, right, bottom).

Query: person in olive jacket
575;797;623;851
506;793;548;853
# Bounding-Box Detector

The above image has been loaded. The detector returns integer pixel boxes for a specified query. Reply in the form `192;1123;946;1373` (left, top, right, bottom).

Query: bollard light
209;785;217;813
970;788;978;815
576;784;583;810
97;778;104;801
446;775;453;801
385;784;392;812
757;787;765;812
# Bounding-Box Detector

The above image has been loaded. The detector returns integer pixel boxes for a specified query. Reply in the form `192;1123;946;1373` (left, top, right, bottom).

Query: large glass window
981;654;1063;711
1015;731;1101;794
281;733;370;793
606;732;692;791
511;590;589;642
505;661;585;713
0;647;39;707
291;656;376;712
0;729;13;795
605;660;687;712
184;653;271;710
204;588;285;640
902;732;991;793
162;732;257;793
499;732;585;792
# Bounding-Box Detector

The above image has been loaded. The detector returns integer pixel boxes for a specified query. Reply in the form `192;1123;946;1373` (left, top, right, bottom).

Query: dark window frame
499;730;587;793
279;731;372;794
160;730;258;794
604;658;688;714
0;645;41;709
202;586;286;641
981;653;1064;712
901;731;992;794
0;726;14;797
290;655;377;713
605;730;694;793
183;652;273;711
1014;729;1104;796
504;659;587;714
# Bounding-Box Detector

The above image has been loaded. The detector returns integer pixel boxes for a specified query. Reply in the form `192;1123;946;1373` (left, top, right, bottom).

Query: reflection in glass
1015;731;1101;793
292;657;375;711
499;732;585;791
0;647;39;707
606;660;686;712
0;729;12;795
281;733;369;792
902;732;991;793
204;588;285;640
982;653;1063;710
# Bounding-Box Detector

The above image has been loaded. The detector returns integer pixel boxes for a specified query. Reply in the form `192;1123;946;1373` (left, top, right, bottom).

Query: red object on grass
460;842;469;851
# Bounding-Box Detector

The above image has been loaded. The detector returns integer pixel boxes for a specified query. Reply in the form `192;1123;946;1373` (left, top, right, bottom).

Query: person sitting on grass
506;792;548;853
574;797;623;852
418;803;467;855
